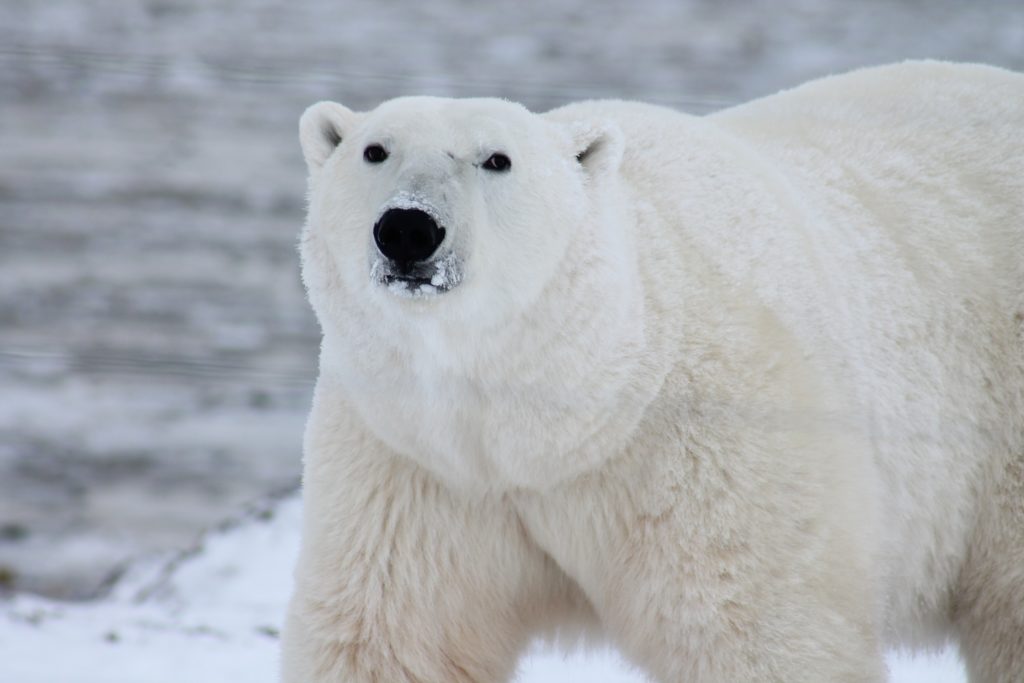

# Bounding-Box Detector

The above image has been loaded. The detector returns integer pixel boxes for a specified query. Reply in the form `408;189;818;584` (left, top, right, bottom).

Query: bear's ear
565;119;624;178
299;101;359;172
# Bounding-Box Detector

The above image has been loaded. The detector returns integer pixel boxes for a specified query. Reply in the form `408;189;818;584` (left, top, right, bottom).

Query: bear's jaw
369;250;464;298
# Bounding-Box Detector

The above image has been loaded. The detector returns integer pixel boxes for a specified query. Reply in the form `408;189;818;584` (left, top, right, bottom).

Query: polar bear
282;61;1024;682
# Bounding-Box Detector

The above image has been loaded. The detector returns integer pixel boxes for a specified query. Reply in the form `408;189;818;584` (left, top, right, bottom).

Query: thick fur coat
282;62;1024;682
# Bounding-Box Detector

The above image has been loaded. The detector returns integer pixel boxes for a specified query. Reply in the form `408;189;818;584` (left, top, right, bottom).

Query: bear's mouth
383;272;446;294
370;251;463;298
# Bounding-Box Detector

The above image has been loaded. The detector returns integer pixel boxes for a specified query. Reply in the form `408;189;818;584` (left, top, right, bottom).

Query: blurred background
1;0;1022;604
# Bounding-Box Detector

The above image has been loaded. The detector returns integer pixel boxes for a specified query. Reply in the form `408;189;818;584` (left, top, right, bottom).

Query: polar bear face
299;96;622;335
298;96;639;489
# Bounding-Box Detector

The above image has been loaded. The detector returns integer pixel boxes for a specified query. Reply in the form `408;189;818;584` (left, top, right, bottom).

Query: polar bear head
298;96;646;488
298;96;626;340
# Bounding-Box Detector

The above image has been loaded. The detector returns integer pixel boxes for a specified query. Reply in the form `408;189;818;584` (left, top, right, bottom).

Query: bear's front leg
281;385;573;683
519;417;887;683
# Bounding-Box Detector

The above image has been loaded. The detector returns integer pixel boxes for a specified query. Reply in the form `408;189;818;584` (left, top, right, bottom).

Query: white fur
283;62;1024;682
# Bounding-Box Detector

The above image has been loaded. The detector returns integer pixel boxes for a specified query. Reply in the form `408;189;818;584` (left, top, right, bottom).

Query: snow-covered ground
0;495;966;682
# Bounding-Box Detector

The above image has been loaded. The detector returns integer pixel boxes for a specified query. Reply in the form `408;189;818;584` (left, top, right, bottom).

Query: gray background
1;0;1022;600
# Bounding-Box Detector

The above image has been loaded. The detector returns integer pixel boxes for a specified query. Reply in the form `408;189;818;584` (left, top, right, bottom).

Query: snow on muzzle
369;193;464;297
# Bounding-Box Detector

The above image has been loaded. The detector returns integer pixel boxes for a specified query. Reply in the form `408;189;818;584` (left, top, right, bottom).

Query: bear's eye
363;144;388;163
482;153;511;172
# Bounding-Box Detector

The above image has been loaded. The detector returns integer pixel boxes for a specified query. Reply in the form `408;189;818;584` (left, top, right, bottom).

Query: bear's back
713;60;1023;300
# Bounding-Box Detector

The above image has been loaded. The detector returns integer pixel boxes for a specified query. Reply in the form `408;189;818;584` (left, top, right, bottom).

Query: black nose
373;208;446;265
